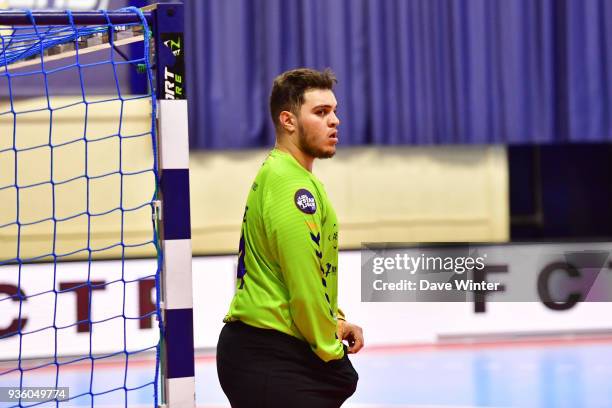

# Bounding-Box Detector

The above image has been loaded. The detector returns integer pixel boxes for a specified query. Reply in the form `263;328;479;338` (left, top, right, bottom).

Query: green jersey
224;148;343;362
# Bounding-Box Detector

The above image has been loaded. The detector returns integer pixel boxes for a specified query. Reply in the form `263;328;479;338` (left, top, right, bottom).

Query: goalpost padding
151;3;196;406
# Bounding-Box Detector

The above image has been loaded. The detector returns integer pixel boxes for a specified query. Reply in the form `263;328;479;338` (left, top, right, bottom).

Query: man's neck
275;138;314;172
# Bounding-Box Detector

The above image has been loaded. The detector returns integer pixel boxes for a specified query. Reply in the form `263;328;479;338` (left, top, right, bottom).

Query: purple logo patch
294;189;317;214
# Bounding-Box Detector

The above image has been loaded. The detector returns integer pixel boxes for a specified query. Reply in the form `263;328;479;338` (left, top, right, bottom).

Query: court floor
1;338;612;408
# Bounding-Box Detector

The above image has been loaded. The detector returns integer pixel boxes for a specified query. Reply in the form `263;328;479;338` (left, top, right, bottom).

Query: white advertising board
2;243;612;359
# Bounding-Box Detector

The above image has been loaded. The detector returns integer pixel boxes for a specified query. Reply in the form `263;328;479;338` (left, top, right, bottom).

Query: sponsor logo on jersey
294;189;316;214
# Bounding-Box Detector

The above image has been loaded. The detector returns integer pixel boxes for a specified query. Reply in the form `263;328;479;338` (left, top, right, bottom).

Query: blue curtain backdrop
184;0;612;149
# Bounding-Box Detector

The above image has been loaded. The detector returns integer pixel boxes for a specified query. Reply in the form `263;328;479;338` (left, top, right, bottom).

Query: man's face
295;89;340;159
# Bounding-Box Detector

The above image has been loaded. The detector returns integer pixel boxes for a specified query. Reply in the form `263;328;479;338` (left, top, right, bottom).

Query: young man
217;68;363;408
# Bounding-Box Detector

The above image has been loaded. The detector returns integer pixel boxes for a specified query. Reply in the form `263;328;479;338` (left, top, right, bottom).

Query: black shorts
216;321;359;408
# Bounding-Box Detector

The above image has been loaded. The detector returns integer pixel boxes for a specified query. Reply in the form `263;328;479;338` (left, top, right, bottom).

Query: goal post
148;3;196;408
0;3;195;407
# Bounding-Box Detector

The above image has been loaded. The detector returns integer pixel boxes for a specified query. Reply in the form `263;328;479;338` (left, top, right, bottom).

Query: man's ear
279;111;296;133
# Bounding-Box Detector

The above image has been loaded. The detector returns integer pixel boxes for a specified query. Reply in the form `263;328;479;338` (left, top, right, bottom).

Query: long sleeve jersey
223;148;344;362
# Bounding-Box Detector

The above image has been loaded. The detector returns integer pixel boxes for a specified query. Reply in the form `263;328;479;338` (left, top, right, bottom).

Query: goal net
0;7;164;407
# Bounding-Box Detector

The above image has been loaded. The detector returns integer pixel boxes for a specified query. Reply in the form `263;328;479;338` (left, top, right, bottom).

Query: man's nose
329;111;340;127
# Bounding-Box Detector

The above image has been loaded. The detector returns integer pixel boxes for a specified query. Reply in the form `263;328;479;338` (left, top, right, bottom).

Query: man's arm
265;182;344;362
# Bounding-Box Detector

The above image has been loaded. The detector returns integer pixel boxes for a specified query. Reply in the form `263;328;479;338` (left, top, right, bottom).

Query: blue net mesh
1;25;108;68
0;8;161;407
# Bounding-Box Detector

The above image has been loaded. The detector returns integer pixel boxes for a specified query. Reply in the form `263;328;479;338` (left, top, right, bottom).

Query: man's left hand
337;320;364;354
